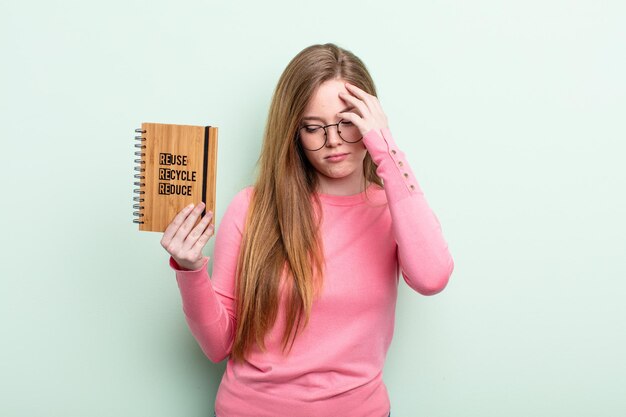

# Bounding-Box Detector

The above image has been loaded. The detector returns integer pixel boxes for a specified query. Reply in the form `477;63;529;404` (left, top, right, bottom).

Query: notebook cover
136;122;217;232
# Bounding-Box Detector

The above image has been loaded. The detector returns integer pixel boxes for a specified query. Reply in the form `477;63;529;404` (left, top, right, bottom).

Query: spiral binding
133;128;146;224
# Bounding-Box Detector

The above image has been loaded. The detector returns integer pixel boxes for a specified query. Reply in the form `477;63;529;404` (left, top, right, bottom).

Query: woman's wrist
170;256;206;272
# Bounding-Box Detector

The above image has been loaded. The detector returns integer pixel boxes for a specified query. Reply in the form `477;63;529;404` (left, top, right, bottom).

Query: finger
161;203;195;248
338;91;369;118
349;86;384;122
183;210;213;250
337;111;371;136
343;84;388;128
190;222;215;254
344;82;377;107
171;202;206;245
336;111;360;125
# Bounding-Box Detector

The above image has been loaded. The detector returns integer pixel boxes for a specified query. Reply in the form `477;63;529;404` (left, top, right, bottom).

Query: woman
161;43;454;417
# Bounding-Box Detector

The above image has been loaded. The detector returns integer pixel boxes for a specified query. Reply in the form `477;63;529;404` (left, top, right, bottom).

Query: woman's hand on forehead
336;82;389;138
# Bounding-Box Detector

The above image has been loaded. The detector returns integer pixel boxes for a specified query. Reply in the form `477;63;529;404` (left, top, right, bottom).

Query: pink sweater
170;128;454;417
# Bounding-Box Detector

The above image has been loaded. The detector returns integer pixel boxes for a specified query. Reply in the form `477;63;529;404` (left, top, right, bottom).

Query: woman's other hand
160;202;214;271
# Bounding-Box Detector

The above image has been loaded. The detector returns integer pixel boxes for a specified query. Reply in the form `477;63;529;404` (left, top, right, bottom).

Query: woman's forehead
303;79;350;120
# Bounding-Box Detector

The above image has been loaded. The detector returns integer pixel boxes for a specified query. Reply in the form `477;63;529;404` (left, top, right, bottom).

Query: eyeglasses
297;120;362;151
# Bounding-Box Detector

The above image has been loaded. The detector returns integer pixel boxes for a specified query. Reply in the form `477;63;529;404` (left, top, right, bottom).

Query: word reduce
158;153;197;196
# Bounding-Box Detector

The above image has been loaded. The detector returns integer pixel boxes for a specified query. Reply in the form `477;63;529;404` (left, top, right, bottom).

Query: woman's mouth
325;153;349;162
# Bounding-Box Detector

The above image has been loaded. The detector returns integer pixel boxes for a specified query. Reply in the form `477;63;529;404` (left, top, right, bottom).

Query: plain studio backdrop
1;1;624;416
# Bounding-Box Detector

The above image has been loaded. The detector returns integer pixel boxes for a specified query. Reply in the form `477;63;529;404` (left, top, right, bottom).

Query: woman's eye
304;126;321;133
339;121;353;126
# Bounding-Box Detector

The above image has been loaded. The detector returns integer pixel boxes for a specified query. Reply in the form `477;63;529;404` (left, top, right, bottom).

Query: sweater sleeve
362;128;454;295
169;188;252;362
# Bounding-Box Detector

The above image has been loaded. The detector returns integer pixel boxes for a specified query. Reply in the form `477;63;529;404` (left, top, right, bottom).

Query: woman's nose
325;125;342;147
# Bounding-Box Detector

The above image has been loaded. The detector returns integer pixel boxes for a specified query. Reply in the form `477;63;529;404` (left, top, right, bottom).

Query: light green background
1;1;625;416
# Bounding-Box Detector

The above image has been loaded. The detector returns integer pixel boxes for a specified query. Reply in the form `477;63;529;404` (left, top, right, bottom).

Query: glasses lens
299;125;326;150
337;120;362;143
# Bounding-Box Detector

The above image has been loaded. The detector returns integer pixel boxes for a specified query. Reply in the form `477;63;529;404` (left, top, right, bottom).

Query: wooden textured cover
136;122;218;232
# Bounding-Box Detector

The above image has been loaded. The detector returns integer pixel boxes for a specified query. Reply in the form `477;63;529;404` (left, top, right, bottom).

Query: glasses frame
297;119;363;151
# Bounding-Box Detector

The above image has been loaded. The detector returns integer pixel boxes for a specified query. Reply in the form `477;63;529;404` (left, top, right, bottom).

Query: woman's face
299;78;368;194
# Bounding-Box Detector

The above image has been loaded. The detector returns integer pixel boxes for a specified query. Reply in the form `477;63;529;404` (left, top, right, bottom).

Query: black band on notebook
201;126;210;218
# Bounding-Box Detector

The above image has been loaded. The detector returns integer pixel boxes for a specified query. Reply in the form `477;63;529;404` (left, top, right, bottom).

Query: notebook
133;122;218;232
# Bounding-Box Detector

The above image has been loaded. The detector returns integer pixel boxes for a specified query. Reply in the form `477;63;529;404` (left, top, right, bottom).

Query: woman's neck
315;173;370;196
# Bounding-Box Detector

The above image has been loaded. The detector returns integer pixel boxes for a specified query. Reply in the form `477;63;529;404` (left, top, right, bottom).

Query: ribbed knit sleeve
169;188;252;362
362;128;454;295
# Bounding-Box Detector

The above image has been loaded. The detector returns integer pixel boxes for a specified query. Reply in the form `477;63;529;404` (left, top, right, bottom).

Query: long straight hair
231;43;383;363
